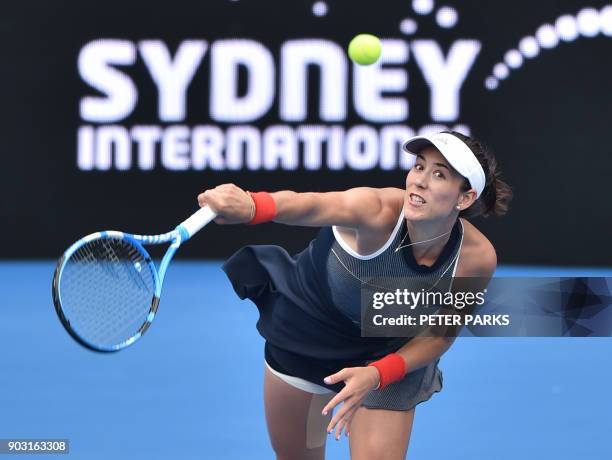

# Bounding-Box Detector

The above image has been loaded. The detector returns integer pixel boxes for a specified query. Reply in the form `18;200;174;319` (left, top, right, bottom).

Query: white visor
402;132;486;198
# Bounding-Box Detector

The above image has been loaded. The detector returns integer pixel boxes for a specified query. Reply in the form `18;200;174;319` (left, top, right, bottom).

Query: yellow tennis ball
348;34;382;65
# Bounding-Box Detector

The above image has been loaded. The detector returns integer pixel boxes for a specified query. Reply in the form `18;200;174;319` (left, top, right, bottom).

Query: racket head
52;231;161;352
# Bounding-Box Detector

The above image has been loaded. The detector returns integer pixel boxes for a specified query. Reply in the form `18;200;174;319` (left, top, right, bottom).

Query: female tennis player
198;131;511;460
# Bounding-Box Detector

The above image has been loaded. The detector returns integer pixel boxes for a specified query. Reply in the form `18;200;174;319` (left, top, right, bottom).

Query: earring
456;205;461;210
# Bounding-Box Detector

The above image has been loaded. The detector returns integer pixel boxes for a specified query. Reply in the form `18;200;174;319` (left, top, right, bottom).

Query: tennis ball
348;34;382;65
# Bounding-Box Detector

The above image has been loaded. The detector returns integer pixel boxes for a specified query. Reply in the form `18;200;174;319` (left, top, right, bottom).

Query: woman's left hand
321;366;380;440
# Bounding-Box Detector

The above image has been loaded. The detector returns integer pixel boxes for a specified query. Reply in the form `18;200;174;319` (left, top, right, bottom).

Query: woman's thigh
348;406;415;460
264;365;335;460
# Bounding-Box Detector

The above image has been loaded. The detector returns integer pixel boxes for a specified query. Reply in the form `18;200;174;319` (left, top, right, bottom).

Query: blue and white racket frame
52;206;217;352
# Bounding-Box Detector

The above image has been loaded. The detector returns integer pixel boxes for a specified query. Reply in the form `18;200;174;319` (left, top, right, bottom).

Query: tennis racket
52;206;217;352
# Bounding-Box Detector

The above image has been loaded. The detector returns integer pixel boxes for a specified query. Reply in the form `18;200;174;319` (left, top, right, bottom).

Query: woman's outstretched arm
198;183;401;230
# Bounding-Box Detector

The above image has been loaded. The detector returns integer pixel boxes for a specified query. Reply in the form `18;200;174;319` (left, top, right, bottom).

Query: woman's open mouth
409;193;426;206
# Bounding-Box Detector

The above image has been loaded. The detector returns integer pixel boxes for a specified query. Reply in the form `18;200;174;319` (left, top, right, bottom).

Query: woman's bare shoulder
378;187;404;211
336;187;403;235
456;218;497;277
375;187;404;228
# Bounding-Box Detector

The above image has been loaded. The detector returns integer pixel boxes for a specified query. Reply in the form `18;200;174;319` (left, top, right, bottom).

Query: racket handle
178;206;217;239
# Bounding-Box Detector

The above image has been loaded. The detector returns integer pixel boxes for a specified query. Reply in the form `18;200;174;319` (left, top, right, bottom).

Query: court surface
1;262;611;459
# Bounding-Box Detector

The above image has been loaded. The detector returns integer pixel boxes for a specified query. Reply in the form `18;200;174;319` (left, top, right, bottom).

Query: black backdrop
1;0;611;265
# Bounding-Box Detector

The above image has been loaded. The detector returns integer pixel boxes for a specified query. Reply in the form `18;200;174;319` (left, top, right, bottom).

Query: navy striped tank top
327;211;463;325
222;213;464;364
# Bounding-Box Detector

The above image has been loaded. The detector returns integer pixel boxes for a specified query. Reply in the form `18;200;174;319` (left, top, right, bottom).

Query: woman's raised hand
197;183;254;224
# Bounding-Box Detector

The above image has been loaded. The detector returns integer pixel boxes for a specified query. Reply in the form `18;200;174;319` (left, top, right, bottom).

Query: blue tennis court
1;262;610;459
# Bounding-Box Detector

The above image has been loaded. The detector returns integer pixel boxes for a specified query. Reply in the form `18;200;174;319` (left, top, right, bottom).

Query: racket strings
66;243;151;345
59;237;156;349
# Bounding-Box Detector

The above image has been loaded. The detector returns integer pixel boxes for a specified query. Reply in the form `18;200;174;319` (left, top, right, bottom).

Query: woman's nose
413;174;427;188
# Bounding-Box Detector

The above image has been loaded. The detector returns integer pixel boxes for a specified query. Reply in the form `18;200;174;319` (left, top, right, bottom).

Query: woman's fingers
195;185;251;223
331;401;359;440
334;417;348;440
322;386;349;416
321;368;353;415
197;192;207;207
196;190;220;212
324;367;350;386
327;396;357;434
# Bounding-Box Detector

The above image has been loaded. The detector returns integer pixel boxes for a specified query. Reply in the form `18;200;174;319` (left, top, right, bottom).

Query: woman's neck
404;216;457;264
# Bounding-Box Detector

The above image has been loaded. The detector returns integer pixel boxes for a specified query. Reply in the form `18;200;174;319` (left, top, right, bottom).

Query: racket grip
178;206;217;239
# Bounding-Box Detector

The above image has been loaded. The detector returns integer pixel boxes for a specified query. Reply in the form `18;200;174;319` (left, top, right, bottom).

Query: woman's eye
434;170;445;179
415;164;424;171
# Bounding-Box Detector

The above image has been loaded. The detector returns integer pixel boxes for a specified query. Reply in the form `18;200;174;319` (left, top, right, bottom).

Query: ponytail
444;131;513;218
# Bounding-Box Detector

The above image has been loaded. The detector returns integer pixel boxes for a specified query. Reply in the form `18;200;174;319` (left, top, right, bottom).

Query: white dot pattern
312;1;328;17
556;15;579;42
601;6;612;36
519;36;540;58
413;0;434;15
577;8;600;37
536;24;559;48
485;77;499;90
493;63;509;79
400;18;418;35
436;6;458;28
486;6;612;91
504;49;523;68
401;1;461;36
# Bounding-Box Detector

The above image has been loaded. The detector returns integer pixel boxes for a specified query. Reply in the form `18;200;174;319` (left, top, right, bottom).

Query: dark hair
444;131;513;218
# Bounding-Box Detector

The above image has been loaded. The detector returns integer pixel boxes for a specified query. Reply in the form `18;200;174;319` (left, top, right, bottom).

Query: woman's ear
457;189;477;211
